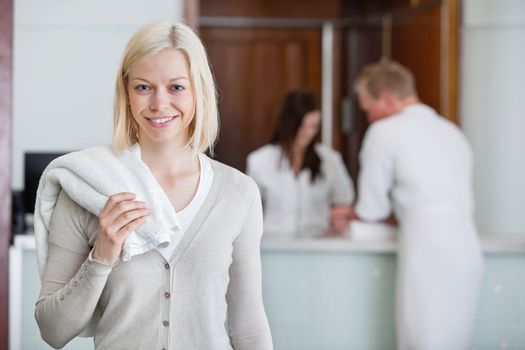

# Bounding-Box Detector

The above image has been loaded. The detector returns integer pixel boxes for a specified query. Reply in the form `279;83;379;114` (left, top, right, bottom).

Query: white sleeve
355;128;394;221
328;151;355;205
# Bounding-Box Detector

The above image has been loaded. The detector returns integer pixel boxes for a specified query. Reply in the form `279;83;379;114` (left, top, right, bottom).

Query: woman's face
127;49;195;148
294;109;321;149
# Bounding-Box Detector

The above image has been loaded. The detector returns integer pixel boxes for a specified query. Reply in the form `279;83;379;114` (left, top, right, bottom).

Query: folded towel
34;144;181;279
347;220;397;241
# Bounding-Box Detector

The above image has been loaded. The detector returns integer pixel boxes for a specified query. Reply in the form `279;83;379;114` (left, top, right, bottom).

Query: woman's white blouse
157;153;214;261
246;143;355;237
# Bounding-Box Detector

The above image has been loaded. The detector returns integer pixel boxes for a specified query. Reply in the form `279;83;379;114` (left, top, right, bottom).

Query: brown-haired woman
246;90;355;237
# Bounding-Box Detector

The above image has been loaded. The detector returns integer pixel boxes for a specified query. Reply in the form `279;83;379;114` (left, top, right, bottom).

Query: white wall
461;0;525;234
12;0;182;189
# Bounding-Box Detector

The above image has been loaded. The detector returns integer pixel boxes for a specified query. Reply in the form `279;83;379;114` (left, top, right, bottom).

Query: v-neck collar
167;156;225;266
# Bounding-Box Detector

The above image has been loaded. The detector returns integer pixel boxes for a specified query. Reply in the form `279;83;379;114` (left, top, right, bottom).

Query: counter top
260;221;525;253
261;234;525;254
12;231;525;254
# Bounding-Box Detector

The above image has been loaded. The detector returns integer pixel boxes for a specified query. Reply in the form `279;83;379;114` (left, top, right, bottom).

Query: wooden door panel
341;25;383;182
0;0;12;347
391;6;442;114
200;0;341;18
201;27;321;171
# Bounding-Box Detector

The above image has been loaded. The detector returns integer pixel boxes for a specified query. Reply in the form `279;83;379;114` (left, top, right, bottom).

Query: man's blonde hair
113;22;219;155
354;60;417;100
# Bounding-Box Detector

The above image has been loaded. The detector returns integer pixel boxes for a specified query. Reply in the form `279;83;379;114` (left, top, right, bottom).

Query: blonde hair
354;60;417;100
113;22;219;155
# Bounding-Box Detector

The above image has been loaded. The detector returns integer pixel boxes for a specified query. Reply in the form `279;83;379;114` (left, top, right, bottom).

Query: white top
246;143;355;237
354;104;483;350
157;153;214;261
356;103;475;222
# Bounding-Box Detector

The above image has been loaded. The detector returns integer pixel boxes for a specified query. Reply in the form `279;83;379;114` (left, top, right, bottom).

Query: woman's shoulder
208;158;259;195
55;190;90;218
53;190;98;243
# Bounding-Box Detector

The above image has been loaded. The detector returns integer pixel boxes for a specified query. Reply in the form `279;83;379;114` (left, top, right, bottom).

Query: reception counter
260;232;525;349
9;230;525;350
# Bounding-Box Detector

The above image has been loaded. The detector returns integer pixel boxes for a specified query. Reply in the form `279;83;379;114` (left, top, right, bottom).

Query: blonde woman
35;22;273;350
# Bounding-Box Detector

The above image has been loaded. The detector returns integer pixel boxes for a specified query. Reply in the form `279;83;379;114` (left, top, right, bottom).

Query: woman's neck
139;139;198;178
289;142;306;175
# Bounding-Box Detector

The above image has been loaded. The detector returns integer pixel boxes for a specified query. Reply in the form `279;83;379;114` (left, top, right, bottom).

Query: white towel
34;144;181;279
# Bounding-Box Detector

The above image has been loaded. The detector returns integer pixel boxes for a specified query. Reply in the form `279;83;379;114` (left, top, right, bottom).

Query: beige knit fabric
35;159;273;350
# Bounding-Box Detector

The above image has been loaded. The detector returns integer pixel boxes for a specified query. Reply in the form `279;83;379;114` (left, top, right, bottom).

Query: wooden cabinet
200;0;342;18
198;0;459;175
339;0;460;179
390;0;459;123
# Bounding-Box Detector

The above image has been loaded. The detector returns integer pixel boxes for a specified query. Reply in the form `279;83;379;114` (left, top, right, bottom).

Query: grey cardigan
35;159;273;350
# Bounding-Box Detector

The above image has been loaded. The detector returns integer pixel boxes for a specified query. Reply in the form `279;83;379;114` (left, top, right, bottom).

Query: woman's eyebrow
129;77;189;82
168;77;189;82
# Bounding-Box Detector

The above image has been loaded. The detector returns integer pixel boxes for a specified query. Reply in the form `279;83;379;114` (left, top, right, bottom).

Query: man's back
353;61;483;350
357;103;474;221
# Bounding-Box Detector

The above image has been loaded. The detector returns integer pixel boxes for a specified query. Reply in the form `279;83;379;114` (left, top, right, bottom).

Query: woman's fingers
115;215;148;241
99;192;137;218
109;207;150;236
100;197;147;232
93;194;150;265
102;200;148;231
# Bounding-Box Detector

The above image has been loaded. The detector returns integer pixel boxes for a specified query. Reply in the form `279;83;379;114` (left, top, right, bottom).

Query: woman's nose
150;89;171;112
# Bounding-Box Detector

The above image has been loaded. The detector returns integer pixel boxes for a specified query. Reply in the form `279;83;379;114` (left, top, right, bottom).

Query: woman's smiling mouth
144;115;177;127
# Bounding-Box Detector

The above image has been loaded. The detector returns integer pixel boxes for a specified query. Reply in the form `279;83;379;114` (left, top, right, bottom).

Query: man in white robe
334;61;484;350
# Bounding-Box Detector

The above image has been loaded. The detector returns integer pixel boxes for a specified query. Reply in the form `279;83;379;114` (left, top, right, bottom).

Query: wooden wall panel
390;0;459;123
201;27;321;171
442;0;460;124
199;0;459;178
201;0;342;18
341;24;383;182
0;0;12;347
331;28;344;153
391;6;442;115
342;0;441;17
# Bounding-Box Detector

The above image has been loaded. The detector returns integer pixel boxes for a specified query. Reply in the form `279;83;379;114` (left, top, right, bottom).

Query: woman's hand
92;192;149;265
329;205;357;235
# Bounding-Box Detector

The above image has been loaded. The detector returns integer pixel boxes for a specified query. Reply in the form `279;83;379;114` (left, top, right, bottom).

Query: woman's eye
135;84;150;92
171;84;184;92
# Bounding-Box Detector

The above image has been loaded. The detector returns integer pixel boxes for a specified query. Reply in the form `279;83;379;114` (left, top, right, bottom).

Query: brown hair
271;90;321;182
354;60;417;100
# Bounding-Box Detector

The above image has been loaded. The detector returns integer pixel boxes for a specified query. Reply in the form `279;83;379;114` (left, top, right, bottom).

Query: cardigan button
164;263;170;270
164;292;170;299
162;320;169;327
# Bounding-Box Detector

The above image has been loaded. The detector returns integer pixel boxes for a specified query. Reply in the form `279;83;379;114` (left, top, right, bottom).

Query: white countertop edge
12;233;525;254
261;237;398;253
261;234;525;254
